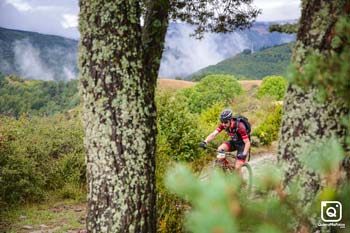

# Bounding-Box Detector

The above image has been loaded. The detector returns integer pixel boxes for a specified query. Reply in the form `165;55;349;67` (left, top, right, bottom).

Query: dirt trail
248;153;277;170
199;153;277;182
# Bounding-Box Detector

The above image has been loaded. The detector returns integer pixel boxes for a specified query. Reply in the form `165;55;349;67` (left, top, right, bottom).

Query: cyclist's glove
199;141;207;149
237;153;246;160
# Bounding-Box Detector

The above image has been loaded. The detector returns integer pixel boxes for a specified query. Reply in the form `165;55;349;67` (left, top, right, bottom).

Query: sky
0;0;301;39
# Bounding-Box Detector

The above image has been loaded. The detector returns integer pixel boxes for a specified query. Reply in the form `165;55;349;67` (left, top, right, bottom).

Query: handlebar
204;146;237;158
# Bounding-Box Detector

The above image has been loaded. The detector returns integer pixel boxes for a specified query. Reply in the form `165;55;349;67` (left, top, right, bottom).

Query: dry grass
238;80;262;91
157;78;195;92
157;78;262;92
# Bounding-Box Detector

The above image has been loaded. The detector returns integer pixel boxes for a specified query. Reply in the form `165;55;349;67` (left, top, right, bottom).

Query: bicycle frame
206;147;253;191
215;150;239;171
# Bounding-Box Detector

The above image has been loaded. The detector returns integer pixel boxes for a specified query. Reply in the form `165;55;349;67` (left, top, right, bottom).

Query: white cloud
253;0;301;21
61;13;78;29
159;24;250;78
63;66;76;80
5;0;32;12
4;0;63;12
14;39;55;81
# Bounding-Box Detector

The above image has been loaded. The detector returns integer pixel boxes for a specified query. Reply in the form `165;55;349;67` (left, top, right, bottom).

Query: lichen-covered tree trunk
278;0;349;229
78;0;168;232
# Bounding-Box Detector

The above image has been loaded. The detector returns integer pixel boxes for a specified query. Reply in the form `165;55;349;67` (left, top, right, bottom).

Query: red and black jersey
216;120;249;141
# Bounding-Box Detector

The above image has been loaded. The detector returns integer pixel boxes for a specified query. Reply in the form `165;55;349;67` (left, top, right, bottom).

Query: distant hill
0;27;78;81
1;22;295;81
188;43;294;81
159;22;295;78
0;74;79;117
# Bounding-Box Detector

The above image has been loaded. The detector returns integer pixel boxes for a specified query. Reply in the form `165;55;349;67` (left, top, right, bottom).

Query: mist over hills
0;27;78;81
0;21;295;81
189;43;294;81
159;22;295;78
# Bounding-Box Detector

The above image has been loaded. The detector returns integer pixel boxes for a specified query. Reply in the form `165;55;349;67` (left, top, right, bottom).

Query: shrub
198;102;228;147
252;104;283;146
257;75;287;100
156;92;204;161
179;74;243;113
0;114;84;206
165;140;349;233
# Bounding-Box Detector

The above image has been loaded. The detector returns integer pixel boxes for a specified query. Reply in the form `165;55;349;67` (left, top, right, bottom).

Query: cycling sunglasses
221;120;230;124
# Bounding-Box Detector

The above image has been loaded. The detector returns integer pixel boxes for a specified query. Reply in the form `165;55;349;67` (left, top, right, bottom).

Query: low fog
1;22;295;81
159;23;295;78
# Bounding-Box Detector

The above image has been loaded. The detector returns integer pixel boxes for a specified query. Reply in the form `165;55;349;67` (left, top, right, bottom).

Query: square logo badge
321;201;342;223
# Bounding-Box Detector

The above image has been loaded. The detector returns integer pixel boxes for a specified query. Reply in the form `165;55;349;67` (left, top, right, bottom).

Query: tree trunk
278;0;349;230
78;0;168;232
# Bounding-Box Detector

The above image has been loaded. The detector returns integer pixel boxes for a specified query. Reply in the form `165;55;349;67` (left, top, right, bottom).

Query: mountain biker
199;109;251;172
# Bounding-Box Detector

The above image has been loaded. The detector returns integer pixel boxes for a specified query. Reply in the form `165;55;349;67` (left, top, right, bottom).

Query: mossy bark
78;0;169;232
278;0;349;230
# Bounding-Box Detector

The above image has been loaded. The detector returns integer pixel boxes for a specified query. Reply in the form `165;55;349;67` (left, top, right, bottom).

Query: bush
179;74;243;113
0;114;84;206
252;104;283;146
257;75;287;100
156;92;204;161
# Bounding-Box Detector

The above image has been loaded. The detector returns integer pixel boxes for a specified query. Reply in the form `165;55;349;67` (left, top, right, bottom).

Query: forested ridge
0;74;79;117
189;43;293;81
0;27;78;81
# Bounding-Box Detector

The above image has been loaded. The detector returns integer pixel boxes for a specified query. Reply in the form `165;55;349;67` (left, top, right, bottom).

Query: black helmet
219;109;233;122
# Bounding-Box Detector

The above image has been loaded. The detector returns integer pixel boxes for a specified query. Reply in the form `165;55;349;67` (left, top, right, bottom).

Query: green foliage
190;43;293;81
165;138;350;233
0;75;80;117
166;165;241;232
156;92;204;161
252;104;282;146
291;16;350;105
165;164;295;233
168;1;260;39
198;102;224;126
0;114;84;206
269;23;299;34
155;149;185;233
300;138;345;175
257;75;287;100
179;74;242;113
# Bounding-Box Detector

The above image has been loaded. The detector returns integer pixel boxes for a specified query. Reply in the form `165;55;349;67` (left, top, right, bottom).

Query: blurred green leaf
300;138;344;174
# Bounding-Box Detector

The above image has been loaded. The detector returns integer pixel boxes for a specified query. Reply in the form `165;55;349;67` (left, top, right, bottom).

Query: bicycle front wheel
242;163;253;192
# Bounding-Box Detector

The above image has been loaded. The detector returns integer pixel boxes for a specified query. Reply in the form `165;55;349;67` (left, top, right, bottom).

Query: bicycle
209;148;253;191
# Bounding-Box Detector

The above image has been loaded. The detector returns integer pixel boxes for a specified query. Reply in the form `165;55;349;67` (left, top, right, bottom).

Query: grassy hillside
157;78;261;91
0;75;263;118
157;78;195;92
189;43;294;81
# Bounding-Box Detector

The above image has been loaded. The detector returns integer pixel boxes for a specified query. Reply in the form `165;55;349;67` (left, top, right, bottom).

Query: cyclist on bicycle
199;109;251;172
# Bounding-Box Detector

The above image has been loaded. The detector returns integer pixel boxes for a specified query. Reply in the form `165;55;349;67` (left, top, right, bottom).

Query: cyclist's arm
243;138;250;155
237;122;250;155
204;130;219;144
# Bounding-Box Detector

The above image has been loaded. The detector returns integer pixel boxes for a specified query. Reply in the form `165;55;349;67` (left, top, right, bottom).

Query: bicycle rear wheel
241;163;253;192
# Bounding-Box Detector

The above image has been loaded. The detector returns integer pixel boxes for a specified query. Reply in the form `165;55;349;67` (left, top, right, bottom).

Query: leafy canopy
166;0;261;38
256;75;287;100
179;74;243;113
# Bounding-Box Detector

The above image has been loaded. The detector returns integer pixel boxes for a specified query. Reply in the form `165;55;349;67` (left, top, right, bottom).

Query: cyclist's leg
234;142;246;173
218;141;230;152
224;140;236;168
